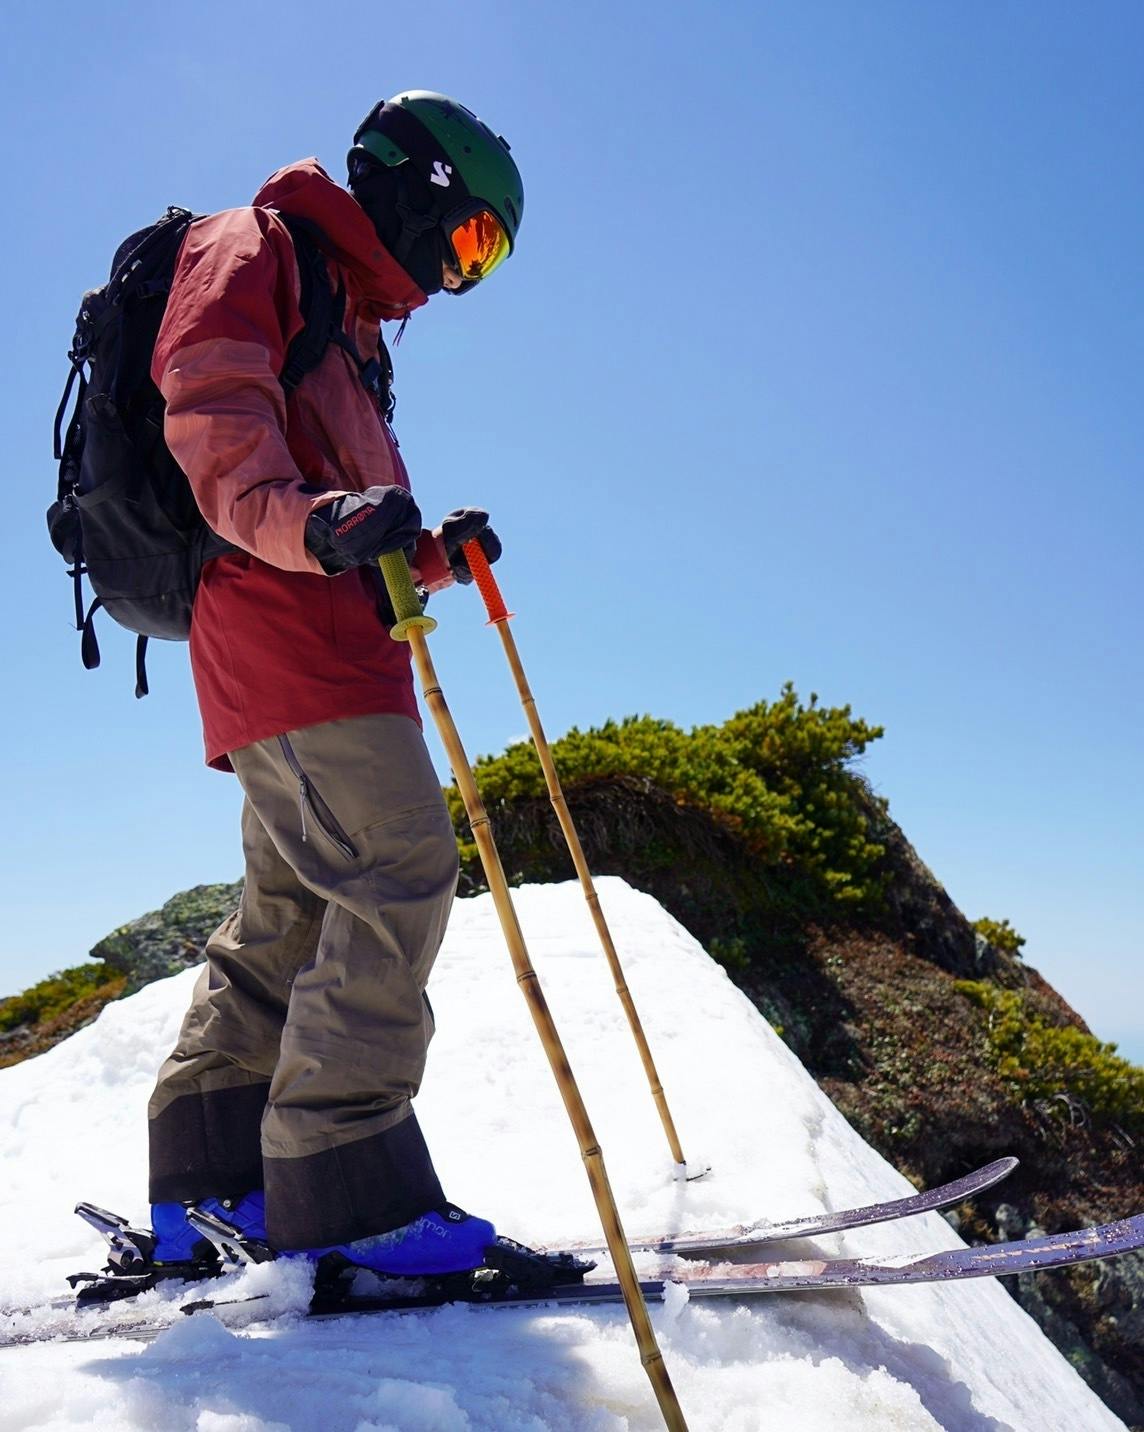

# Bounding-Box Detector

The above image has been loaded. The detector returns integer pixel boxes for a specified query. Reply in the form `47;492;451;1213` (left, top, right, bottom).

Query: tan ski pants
148;713;459;1248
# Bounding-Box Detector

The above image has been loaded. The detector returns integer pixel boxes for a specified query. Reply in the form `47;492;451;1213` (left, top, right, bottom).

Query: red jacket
153;159;451;769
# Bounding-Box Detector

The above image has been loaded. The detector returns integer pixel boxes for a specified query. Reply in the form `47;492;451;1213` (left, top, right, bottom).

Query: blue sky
2;1;1141;1060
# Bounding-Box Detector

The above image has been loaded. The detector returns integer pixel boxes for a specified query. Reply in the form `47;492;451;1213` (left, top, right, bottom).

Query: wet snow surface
0;878;1124;1430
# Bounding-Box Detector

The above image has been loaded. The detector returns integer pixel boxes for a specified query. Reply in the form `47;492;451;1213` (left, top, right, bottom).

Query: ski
625;1209;1144;1291
5;1208;1140;1349
0;1158;1021;1330
209;1208;1144;1310
555;1156;1020;1262
302;1210;1144;1319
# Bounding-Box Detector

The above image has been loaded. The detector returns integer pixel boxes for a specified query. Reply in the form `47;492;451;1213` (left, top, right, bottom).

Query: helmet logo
430;160;453;188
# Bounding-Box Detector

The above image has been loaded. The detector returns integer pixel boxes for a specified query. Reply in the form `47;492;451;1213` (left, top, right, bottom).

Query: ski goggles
444;206;512;287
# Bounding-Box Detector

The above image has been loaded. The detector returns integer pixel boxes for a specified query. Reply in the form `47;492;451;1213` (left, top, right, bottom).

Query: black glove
304;485;422;575
439;508;502;584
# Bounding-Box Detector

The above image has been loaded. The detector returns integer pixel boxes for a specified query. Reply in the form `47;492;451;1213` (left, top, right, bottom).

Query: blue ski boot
197;1191;268;1243
319;1204;496;1276
151;1201;216;1265
152;1191;267;1263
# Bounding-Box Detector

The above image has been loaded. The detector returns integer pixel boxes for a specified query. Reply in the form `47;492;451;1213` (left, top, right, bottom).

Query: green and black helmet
349;90;523;295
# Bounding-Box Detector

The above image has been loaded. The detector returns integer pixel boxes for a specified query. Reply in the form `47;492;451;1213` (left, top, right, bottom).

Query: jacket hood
253;159;428;321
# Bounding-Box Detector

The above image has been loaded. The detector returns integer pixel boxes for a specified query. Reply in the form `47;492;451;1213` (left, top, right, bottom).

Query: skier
143;91;523;1277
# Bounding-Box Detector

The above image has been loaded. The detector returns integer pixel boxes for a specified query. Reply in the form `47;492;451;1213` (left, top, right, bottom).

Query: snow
0;877;1125;1431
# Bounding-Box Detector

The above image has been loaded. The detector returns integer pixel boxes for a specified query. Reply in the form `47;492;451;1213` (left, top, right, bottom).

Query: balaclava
347;150;450;297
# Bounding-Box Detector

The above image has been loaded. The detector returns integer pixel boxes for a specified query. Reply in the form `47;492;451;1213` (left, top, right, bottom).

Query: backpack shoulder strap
276;214;340;395
274;212;395;414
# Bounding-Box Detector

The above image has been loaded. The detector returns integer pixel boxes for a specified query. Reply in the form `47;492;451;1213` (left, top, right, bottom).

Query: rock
90;881;242;992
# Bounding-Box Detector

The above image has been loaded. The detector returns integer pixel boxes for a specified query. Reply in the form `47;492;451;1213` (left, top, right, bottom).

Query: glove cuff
413;529;454;594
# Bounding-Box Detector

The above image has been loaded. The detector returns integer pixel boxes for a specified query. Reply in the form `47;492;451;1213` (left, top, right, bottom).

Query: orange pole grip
463;539;513;625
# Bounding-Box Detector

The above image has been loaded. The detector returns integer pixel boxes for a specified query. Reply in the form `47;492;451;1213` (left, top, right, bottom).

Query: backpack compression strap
78;598;148;698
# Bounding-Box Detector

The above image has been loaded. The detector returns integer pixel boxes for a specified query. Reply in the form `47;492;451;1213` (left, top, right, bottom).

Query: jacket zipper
277;735;359;861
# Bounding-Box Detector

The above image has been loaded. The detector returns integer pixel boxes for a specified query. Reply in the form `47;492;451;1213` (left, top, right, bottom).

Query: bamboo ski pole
377;553;689;1432
460;540;693;1174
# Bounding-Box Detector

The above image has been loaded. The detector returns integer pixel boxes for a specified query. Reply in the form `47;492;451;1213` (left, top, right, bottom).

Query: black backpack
48;205;395;696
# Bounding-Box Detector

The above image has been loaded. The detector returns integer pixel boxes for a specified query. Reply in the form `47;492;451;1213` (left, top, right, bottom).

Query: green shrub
452;683;888;914
0;963;121;1034
955;981;1144;1135
972;917;1026;956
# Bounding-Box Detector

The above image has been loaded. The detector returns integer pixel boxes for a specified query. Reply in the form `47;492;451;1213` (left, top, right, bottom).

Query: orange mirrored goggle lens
448;209;511;283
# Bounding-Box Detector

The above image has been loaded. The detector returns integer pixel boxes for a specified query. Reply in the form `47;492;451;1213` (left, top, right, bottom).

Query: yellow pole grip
377;551;437;641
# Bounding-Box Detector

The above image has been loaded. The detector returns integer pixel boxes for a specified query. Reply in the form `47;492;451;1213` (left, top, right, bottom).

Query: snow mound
0;878;1124;1430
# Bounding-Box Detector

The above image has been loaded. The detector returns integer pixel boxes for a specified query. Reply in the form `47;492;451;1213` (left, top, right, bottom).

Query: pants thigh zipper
277;735;359;861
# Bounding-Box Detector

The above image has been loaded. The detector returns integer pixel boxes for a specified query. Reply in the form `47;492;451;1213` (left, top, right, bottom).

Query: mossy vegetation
972;916;1027;956
0;963;123;1034
452;683;888;919
0;962;127;1070
956;980;1144;1136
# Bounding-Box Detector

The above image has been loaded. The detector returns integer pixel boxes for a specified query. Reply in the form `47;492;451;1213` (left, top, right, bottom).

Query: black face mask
348;153;450;297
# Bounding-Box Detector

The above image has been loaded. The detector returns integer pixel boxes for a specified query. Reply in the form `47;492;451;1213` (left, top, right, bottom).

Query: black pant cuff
264;1110;445;1248
148;1081;269;1203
